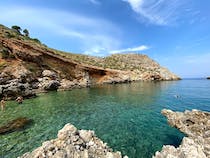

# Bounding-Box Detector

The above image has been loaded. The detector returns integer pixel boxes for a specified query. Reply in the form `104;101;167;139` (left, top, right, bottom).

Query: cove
0;80;210;158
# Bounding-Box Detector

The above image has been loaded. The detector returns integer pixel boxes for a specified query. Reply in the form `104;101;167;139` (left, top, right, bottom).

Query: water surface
0;80;210;158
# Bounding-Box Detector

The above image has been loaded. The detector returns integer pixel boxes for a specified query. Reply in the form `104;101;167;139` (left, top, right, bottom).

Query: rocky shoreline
19;123;127;158
0;68;179;101
154;109;210;158
19;109;210;158
0;24;180;100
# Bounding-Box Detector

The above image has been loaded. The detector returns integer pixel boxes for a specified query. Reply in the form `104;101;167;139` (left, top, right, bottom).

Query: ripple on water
0;80;210;158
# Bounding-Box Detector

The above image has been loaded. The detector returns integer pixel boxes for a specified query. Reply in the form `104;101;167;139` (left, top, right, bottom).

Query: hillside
0;24;180;99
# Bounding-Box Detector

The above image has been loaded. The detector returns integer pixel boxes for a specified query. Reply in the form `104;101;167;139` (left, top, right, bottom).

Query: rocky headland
207;77;210;79
154;109;210;158
0;24;180;100
19;123;127;158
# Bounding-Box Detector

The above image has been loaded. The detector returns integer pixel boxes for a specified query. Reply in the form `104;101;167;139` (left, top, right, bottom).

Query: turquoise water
0;80;210;158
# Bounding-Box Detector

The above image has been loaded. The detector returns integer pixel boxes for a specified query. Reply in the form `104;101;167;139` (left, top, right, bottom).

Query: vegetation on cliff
0;24;180;99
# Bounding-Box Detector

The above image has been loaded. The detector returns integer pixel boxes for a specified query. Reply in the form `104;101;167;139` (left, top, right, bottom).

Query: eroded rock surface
153;109;210;158
0;24;180;100
0;117;32;134
19;123;126;158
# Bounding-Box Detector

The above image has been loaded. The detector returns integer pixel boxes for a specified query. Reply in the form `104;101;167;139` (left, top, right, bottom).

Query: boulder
59;79;77;90
19;123;126;158
79;130;94;143
0;117;33;135
44;80;60;91
42;70;57;79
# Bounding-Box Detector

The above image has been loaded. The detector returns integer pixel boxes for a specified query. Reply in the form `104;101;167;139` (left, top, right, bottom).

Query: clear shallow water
0;80;210;158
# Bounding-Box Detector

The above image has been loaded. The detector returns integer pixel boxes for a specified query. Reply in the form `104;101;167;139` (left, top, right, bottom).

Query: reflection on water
0;80;210;158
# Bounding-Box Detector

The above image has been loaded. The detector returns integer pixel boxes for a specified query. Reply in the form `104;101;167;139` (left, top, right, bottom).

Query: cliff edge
0;24;180;99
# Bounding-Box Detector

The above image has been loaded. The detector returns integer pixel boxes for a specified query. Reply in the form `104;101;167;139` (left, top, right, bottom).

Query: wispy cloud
88;0;100;5
109;45;149;54
0;5;121;56
123;0;188;25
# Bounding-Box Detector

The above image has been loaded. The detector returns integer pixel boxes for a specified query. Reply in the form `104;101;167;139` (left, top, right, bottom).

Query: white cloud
88;0;100;5
123;0;188;25
109;45;149;54
0;5;121;56
83;46;106;56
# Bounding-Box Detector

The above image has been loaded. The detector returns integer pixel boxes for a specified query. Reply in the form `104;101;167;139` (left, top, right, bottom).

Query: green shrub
5;32;16;38
11;25;22;34
0;48;15;59
1;49;10;59
23;29;29;37
32;38;41;44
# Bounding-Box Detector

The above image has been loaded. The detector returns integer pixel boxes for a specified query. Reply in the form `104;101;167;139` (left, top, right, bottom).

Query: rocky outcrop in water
153;109;210;158
207;77;210;79
0;117;32;134
19;123;127;158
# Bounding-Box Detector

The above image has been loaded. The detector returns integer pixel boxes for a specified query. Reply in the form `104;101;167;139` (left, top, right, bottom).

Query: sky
0;0;210;78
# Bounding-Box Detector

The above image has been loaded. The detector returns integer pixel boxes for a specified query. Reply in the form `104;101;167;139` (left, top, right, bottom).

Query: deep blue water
0;79;210;158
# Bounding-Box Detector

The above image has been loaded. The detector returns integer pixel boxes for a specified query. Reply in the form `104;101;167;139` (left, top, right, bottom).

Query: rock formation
0;117;32;134
153;109;210;158
0;24;180;100
207;77;210;79
19;123;127;158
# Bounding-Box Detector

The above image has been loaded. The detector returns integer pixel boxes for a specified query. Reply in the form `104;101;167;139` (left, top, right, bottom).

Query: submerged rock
19;123;126;158
153;109;210;158
0;117;33;135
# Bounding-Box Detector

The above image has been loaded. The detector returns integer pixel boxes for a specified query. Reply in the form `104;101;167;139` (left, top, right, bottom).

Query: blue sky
0;0;210;78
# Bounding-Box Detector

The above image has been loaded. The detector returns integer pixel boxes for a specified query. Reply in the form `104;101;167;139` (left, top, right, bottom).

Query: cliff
0;24;180;99
19;123;127;158
153;109;210;158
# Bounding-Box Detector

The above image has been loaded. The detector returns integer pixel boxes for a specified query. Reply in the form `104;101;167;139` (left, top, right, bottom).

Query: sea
0;79;210;158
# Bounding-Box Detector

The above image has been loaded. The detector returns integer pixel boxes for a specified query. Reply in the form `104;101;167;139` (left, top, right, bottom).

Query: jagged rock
44;80;60;91
2;62;31;79
42;70;57;79
79;130;94;143
59;79;77;90
1;80;35;99
0;72;13;85
38;77;61;91
78;78;90;87
153;109;210;158
19;123;126;158
0;117;33;134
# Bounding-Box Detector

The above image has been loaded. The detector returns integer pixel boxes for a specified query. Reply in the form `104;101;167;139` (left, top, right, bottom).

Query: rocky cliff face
153;109;210;158
19;123;127;158
0;24;180;99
